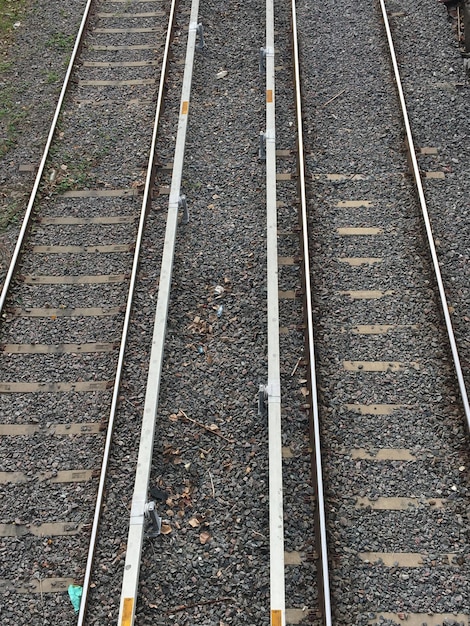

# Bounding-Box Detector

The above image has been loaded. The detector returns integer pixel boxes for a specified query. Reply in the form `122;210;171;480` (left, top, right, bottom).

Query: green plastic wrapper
68;585;83;613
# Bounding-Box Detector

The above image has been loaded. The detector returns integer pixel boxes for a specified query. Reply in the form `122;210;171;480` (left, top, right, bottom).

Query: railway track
297;0;470;624
1;0;469;625
0;0;195;623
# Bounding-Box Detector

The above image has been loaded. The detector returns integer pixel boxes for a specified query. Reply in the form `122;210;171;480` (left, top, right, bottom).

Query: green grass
0;84;28;156
45;70;58;84
0;196;22;230
0;0;29;38
46;32;75;51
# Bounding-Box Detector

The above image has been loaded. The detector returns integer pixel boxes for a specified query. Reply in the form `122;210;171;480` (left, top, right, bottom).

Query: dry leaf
160;524;172;535
169;413;179;422
199;531;211;544
300;387;309;397
208;423;219;431
188;517;200;528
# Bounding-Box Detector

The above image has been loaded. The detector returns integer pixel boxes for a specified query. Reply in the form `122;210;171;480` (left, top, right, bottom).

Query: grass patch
0;0;29;40
0;195;23;231
46;32;75;51
45;70;58;84
0;85;27;156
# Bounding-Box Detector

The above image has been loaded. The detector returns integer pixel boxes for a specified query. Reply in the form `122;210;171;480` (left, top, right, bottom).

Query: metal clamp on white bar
179;195;189;224
196;23;204;50
144;501;162;537
259;132;267;160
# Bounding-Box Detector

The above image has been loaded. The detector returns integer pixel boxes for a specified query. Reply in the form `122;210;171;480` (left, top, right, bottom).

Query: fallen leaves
199;531;211;545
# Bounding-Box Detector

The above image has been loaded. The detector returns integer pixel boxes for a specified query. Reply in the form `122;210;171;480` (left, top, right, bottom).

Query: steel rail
0;0;94;313
116;0;200;623
265;0;286;623
77;1;180;623
290;1;333;624
379;0;470;431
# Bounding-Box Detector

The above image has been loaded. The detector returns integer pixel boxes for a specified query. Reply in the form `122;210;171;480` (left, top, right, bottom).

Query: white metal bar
116;2;200;624
265;0;286;624
0;0;94;313
291;1;332;623
77;1;179;624
379;0;470;430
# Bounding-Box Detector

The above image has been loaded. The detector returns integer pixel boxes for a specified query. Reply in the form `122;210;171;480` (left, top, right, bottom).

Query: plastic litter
68;585;83;614
197;346;205;354
217;305;224;318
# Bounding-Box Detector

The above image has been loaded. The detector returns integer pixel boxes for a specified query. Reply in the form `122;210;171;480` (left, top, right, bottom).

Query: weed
0;196;23;231
46;71;58;84
0;0;29;39
46;32;75;51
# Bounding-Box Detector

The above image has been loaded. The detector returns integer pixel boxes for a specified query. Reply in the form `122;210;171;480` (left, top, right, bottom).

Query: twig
179;409;233;443
322;88;346;108
208;470;215;497
165;597;234;614
291;356;302;377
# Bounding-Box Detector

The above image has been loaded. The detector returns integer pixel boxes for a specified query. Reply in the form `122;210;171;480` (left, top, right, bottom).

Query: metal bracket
197;23;205;50
259;47;267;74
144;501;162;537
179;194;189;224
259;132;267;160
258;383;268;417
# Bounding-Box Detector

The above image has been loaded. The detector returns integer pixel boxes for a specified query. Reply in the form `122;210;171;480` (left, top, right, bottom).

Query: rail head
290;0;333;624
76;1;181;624
378;0;470;431
0;0;95;313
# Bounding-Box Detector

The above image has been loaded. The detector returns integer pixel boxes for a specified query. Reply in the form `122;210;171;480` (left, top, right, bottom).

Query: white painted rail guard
265;0;286;624
117;2;200;624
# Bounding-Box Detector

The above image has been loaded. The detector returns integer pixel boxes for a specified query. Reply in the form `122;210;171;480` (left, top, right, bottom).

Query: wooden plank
61;189;137;198
359;552;455;567
0;522;83;537
312;173;367;181
350;448;415;461
3;343;116;354
337;257;382;266
284;551;303;565
285;608;311;623
340;290;394;299
11;307;122;317
337;227;383;235
343;361;419;372
335;200;373;207
78;79;156;87
89;44;156;51
355;497;445;510
0;469;94;484
278;290;297;299
96;11;165;17
370;614;468;626
346;404;402;415
0;578;75;593
32;244;132;253
93;27;162;33
0;423;102;435
82;60;158;67
40;215;136;225
0;381;110;393
23;275;126;285
350;324;419;335
424;171;445;179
